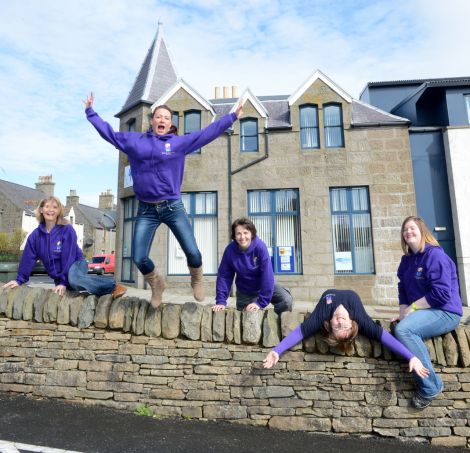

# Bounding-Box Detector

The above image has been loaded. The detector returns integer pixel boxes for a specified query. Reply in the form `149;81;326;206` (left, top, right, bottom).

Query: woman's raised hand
83;92;94;109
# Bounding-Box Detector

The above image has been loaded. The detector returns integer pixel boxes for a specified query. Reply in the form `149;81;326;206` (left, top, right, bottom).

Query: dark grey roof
209;96;404;128
0;179;45;213
365;76;470;88
116;25;178;117
67;204;116;230
351;100;409;126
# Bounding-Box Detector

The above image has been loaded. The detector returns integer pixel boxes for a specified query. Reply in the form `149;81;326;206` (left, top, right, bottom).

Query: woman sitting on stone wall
393;216;462;409
2;196;126;299
263;289;429;391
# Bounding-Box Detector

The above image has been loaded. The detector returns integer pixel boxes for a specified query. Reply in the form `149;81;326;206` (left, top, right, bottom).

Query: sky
1;0;469;207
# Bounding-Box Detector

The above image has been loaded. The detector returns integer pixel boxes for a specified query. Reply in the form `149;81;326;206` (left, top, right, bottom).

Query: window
168;192;218;275
122;196;138;282
127;118;136;132
299;104;320;149
323;104;344;148
172;111;179;132
240;118;258;152
248;189;302;274
465;95;470;123
184;110;201;154
330;187;374;274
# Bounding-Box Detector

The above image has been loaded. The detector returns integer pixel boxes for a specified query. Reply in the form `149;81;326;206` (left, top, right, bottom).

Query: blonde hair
36;196;68;225
321;320;359;354
400;215;439;254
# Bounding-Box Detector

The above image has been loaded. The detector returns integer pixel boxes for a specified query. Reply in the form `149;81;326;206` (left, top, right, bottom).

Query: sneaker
411;393;433;409
112;284;127;299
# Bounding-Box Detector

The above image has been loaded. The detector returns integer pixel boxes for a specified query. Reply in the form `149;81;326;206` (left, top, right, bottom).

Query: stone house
64;189;116;258
110;25;416;306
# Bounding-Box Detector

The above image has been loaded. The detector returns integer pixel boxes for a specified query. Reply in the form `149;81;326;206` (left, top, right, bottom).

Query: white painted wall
444;127;470;307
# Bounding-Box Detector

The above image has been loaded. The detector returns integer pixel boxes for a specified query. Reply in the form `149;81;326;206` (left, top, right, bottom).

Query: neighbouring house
361;77;470;305
64;189;116;258
107;24;418;306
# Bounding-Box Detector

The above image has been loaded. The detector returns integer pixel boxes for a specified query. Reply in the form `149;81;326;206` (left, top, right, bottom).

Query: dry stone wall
0;287;469;448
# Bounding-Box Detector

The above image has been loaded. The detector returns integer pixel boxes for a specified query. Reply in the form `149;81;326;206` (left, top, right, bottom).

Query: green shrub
0;229;27;261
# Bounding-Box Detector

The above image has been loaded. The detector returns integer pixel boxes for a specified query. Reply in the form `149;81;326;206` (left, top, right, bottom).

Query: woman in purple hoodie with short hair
84;93;243;308
212;217;292;314
2;196;126;299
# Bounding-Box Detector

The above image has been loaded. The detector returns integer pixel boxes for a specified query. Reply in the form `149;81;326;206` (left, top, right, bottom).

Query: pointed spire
117;22;178;116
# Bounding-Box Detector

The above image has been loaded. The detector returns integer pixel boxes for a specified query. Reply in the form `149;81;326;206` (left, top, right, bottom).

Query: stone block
443;332;458;366
132;299;148;335
280;312;305;351
57;294;72;325
78;295;97;329
43;292;62;323
144;305;162;337
212;310;225;342
108;297;126;330
242;310;263;345
225;309;234;343
180;302;203;340
69;296;85;327
203;404;247;419
123;297;138;332
45;370;87;387
332;416;372;433
455;326;470;367
162;304;181;339
233;310;241;344
433;336;446;366
94;295;113;328
262;309;280;348
354;335;372;357
269;416;331;432
197;348;232;360
200;305;212;341
253;386;295;398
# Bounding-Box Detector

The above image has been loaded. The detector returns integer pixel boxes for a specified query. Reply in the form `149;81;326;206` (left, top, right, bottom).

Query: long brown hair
321;320;359;354
36;196;68;225
400;215;439;254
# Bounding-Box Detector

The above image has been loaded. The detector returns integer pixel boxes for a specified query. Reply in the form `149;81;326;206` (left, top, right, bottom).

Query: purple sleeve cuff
381;330;414;361
273;326;304;356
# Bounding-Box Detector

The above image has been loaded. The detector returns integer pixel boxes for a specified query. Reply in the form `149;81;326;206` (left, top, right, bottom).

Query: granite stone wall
0;287;469;448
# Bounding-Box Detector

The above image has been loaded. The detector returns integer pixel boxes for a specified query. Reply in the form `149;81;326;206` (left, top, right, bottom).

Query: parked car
31;260;47;275
88;254;115;275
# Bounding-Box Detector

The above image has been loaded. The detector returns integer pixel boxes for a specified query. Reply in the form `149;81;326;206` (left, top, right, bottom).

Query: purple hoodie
16;223;83;287
86;108;237;202
397;244;462;316
216;236;274;309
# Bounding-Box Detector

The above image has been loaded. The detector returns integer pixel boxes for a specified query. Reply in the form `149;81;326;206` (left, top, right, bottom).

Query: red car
87;254;115;275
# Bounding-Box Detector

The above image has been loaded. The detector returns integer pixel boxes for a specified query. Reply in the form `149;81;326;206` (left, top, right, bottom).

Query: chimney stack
214;86;222;99
35;175;55;197
66;189;79;207
99;189;114;210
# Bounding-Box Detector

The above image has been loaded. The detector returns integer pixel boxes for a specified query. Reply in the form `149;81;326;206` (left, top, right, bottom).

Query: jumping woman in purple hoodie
84;93;243;307
2;196;126;298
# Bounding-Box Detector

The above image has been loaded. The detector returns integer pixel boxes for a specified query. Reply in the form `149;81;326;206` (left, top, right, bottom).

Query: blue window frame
240;118;259;152
168;192;218;275
121;196;138;283
323;103;344;148
172;111;179;132
248;189;302;274
184;110;201;154
299;104;320;149
330;187;375;274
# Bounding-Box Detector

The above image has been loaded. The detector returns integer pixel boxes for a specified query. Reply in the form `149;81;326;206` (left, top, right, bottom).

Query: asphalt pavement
0;392;466;453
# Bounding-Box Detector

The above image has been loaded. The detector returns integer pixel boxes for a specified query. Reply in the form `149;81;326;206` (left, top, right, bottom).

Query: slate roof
116;24;178;117
209;96;406;128
0;179;45;213
66;204;116;230
364;76;470;87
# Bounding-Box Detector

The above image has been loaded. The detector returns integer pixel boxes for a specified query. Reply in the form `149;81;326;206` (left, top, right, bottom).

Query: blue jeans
67;260;116;297
236;283;293;315
394;308;461;398
133;199;202;275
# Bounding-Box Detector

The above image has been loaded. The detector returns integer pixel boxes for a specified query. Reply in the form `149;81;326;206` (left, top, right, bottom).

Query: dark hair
321;320;359;354
169;125;178;135
36;196;68;225
400;215;439;254
231;217;257;241
151;104;173;118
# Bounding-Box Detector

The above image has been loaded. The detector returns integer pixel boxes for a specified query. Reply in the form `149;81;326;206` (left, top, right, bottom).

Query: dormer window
240;118;259;152
299;104;320;149
323;103;344;148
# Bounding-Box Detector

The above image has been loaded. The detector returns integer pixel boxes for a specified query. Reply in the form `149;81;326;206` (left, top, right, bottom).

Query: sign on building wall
124;165;133;189
276;246;294;273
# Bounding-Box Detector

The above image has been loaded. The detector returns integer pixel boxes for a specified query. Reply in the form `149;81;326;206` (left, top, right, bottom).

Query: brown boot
188;265;205;302
144;270;166;308
112;283;127;299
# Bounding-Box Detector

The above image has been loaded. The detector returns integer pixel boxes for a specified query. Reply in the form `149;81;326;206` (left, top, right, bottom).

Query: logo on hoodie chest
54;241;62;254
415;267;424;279
162;143;174;156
